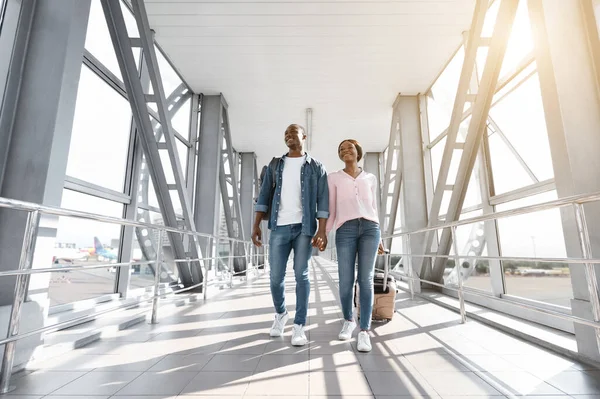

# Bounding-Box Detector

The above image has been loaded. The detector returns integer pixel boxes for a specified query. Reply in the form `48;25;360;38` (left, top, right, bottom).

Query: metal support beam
487;116;539;183
444;31;504;293
101;0;201;288
220;106;247;273
425;0;519;283
380;98;403;249
187;94;200;201
396;96;429;286
0;0;90;377
363;153;381;181
529;0;600;361
195;95;223;271
240;152;256;267
240;153;256;243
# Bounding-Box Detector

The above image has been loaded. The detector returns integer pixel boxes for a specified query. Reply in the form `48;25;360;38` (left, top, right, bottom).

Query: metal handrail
0;195;266;394
379;190;600;358
0;196;250;244
384;189;600;239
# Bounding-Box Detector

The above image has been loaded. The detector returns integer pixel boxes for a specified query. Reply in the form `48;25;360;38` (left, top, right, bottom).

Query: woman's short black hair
338;139;363;162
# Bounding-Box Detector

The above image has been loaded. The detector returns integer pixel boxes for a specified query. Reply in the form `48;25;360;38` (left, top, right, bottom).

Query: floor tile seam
470;368;570;397
543;370;600;396
382;351;453;398
107;368;149;397
499;353;590;381
172;353;216;373
43;368;95;396
176;369;204;397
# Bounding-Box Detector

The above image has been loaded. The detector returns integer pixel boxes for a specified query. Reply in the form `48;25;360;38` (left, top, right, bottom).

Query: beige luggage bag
355;251;396;322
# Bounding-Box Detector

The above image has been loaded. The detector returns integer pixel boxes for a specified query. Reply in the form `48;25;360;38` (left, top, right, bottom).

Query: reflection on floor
9;257;600;398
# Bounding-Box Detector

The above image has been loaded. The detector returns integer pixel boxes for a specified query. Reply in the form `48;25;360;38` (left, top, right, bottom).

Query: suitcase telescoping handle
383;249;390;292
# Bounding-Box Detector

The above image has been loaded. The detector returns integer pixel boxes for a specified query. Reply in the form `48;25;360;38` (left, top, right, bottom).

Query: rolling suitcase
355;250;397;322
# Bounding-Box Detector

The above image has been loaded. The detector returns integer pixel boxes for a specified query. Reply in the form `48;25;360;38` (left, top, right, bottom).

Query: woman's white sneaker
357;331;372;352
291;324;307;346
338;320;357;341
269;312;289;337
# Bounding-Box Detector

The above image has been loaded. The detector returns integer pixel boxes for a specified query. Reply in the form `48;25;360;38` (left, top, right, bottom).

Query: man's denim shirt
255;153;329;236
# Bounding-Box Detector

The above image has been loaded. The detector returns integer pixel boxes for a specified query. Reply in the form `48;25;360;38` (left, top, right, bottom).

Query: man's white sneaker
291;324;307;346
269;312;289;337
338;320;357;341
357;331;372;352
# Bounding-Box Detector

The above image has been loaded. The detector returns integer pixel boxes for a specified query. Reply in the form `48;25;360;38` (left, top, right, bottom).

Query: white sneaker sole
338;334;351;341
270;330;283;337
357;345;372;352
291;339;307;346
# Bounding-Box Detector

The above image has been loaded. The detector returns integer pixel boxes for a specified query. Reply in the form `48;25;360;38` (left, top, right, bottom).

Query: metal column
396;96;430;284
194;95;223;271
529;0;600;361
363;152;382;186
0;0;91;377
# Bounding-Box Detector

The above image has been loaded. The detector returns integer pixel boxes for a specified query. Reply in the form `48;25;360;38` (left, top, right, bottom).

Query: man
252;124;329;346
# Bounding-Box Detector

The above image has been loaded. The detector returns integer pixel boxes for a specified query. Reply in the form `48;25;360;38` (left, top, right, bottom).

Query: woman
326;139;384;352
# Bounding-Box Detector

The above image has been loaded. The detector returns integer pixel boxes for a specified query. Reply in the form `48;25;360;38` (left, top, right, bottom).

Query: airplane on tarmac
52;247;89;265
94;237;118;263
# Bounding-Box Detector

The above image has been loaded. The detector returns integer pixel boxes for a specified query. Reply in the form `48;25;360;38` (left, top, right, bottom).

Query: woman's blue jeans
335;218;381;330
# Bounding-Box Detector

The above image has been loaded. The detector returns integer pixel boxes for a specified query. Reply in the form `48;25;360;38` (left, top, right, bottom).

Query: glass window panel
456;115;471;143
176;138;189;181
141;156;160;209
482;0;501;38
172;97;192;138
465;242;491;292
493;61;537;104
50;189;123;306
488;129;536;195
66;65;131;192
131;209;179;289
463;164;483;209
489;72;554;182
594;0;600;36
430;137;446;190
496;191;571;308
159;149;176;184
84;0;140;80
445;210;492;292
500;0;534;77
440;190;452;220
428;46;465;138
139;155;183;215
446;149;463;185
475;47;488;82
157;47;184;97
426;95;450;141
170;190;183;216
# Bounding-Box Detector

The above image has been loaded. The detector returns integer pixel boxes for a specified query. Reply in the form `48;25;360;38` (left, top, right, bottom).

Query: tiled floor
7;257;600;398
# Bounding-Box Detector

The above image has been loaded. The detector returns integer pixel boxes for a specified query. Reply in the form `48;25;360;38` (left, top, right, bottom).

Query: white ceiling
146;0;476;171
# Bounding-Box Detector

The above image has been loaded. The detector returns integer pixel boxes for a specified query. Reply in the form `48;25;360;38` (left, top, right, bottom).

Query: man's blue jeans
269;224;312;326
336;218;381;330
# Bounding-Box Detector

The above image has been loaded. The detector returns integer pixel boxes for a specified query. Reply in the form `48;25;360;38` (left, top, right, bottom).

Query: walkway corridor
7;258;600;398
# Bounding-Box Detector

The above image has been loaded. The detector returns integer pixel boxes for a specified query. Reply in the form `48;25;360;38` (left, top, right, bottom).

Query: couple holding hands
252;124;384;353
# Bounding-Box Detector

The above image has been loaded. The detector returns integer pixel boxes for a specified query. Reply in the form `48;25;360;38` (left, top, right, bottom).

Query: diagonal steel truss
101;0;204;288
134;84;191;271
220;105;247;273
422;0;519;283
380;100;403;249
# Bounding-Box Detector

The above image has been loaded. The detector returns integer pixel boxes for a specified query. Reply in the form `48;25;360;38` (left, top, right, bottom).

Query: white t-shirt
277;156;305;226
